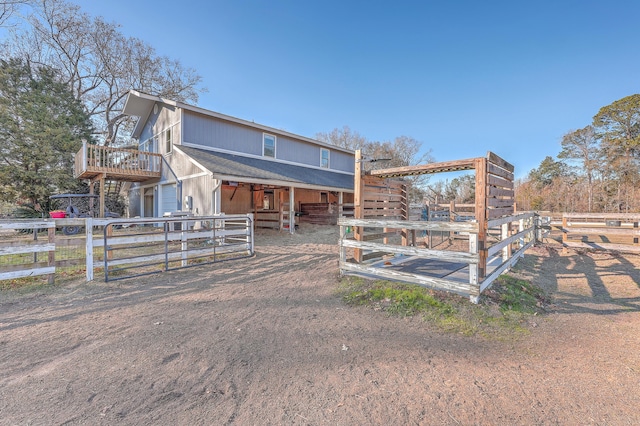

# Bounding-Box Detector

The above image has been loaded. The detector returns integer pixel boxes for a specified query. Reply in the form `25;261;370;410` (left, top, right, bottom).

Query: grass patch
337;274;551;339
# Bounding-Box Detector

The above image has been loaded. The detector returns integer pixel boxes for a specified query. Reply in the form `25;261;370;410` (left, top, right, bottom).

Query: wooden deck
74;142;162;182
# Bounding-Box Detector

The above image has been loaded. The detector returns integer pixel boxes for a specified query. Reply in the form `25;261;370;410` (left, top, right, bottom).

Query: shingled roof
178;146;354;191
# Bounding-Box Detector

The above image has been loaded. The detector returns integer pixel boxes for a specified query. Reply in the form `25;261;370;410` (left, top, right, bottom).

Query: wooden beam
369;158;477;177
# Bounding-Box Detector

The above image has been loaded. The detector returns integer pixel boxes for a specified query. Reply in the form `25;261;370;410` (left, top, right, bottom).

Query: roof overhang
123;91;179;139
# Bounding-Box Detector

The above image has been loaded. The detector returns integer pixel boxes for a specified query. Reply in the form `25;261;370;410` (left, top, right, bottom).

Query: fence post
469;232;478;288
501;222;510;262
520;217;526;254
85;218;94;281
562;214;568;254
47;224;55;285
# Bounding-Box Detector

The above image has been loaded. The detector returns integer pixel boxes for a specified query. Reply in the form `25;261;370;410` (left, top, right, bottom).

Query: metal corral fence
0;214;254;286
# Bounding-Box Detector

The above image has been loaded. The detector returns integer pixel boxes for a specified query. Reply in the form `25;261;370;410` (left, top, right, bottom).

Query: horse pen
339;150;537;302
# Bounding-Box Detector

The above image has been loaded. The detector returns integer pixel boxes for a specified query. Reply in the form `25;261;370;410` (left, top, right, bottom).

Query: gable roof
122;90;354;155
178;146;354;192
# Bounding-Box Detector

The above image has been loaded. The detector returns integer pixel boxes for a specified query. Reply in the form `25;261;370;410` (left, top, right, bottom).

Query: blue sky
74;1;639;179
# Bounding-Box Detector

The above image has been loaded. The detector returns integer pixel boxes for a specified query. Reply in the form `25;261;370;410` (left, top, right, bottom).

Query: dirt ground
1;224;639;425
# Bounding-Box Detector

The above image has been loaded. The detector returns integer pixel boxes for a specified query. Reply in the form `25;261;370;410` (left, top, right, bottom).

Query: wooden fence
339;212;537;303
561;212;640;253
0;221;56;284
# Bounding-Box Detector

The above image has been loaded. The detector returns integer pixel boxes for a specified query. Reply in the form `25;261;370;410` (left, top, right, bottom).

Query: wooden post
289;186;295;234
501;222;510;262
86;218;94;282
99;174;106;218
354;150;364;263
278;191;285;231
562;214;568;254
338;222;346;274
47;225;55;285
401;183;408;246
474;158;488;279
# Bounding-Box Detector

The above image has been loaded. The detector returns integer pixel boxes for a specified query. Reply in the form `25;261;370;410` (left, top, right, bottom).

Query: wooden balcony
74;142;162;182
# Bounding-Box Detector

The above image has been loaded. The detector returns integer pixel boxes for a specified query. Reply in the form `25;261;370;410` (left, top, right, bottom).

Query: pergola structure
339;150;536;302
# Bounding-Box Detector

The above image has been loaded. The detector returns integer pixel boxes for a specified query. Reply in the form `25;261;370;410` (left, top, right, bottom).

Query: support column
99;174;106;218
354;150;364;263
474;158;487;279
213;179;222;215
289;186;295;234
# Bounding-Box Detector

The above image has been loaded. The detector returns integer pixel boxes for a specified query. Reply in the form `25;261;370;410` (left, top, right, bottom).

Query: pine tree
0;58;93;210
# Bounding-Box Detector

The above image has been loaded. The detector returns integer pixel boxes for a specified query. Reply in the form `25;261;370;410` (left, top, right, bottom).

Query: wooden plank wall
299;203;338;225
486;152;515;220
361;175;406;220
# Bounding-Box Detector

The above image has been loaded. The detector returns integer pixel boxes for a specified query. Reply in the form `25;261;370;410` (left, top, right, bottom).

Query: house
119;90;355;230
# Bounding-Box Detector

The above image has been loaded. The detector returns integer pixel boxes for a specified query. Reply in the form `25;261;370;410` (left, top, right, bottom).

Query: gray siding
331;151;355;173
139;103;181;155
182;110;354;174
183;111;262;156
181;175;215;216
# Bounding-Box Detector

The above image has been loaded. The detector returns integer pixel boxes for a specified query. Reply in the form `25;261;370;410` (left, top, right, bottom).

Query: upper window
263;133;276;158
320;148;330;168
165;128;172;154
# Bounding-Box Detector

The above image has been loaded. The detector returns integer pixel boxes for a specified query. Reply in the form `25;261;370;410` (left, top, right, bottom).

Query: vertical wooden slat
354;150;364;262
474;158;487;279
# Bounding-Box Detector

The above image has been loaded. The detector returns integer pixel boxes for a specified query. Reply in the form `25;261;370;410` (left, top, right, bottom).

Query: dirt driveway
1;225;639;425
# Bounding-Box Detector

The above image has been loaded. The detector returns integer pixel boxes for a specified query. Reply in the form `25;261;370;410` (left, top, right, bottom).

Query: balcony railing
74;142;162;182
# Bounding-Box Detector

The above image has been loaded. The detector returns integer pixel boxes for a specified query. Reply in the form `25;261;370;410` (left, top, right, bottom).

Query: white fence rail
338;212;537;302
0;214;254;284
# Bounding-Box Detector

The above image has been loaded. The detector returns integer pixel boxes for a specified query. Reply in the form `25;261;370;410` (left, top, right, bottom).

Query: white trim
174;146;212;175
180;142;354;176
263;133;276;158
320;148;330;169
178;171;211;180
165;128;173;155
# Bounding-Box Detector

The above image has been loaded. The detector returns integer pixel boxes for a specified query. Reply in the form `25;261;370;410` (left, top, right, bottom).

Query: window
263;133;276;158
165;128;172;154
320;148;330;168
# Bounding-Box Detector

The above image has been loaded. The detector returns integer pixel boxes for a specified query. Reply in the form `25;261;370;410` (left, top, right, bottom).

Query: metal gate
103;214;254;281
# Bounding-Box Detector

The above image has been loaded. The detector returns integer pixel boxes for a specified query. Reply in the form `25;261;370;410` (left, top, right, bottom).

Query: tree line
516;94;640;213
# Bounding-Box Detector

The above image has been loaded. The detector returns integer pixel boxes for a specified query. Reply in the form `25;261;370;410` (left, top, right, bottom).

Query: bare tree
5;0;204;145
315;125;367;151
364;136;434;203
0;1;28;27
